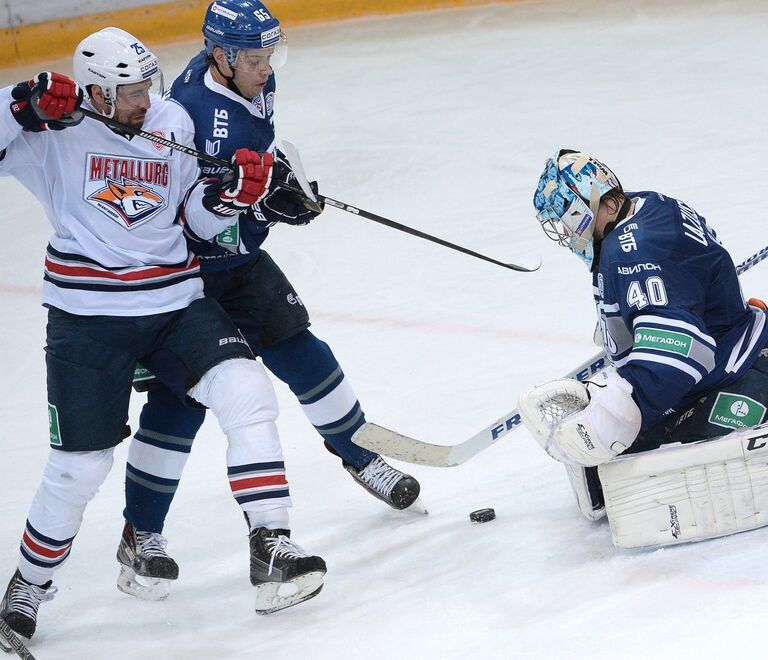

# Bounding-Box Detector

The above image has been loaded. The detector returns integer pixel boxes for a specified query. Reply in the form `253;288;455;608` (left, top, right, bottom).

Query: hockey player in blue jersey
116;0;421;599
518;150;768;547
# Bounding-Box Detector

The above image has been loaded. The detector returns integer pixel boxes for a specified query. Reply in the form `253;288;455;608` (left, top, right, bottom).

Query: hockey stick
80;108;232;169
0;620;36;660
80;109;540;273
278;141;540;273
352;244;768;467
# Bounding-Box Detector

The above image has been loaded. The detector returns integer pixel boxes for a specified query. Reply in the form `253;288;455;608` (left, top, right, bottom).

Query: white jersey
0;89;234;316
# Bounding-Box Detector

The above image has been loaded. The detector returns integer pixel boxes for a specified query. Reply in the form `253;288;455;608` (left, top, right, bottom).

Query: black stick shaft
318;195;537;272
82;110;537;273
81;108;233;170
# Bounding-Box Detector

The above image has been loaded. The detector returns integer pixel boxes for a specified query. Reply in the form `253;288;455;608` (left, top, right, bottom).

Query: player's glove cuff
259;181;323;226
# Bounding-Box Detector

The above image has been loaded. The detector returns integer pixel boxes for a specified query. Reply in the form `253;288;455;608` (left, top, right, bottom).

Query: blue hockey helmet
533;150;621;269
202;0;287;69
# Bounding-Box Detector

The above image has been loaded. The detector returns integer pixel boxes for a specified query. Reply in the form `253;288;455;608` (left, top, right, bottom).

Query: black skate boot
249;528;326;615
116;521;179;601
345;456;421;510
0;569;57;640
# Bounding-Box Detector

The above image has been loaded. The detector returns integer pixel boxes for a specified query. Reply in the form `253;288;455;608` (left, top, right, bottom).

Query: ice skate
116;522;178;601
345;456;421;510
249;528;326;614
0;569;56;641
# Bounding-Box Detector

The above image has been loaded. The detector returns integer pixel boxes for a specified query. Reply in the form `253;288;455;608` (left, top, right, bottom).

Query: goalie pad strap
564;464;606;521
599;423;768;548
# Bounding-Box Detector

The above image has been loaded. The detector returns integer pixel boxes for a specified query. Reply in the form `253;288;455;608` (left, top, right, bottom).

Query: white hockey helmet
73;27;161;118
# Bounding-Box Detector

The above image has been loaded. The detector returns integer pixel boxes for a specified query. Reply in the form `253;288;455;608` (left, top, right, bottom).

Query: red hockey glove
203;149;273;217
10;72;84;132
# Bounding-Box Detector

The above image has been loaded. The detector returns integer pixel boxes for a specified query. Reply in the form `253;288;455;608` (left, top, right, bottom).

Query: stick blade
352;423;459;467
280;140;322;212
505;253;542;272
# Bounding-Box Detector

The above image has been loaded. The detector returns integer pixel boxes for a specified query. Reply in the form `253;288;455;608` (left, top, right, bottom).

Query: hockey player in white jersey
518;150;768;548
115;0;420;603
0;27;325;641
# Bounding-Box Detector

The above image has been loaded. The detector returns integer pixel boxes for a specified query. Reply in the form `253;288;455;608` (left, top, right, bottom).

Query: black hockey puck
469;508;496;523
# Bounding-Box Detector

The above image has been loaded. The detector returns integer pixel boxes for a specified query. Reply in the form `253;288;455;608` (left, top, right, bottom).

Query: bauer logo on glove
203;148;273;217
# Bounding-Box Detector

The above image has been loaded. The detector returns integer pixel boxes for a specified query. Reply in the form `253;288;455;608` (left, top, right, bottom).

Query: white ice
1;1;767;657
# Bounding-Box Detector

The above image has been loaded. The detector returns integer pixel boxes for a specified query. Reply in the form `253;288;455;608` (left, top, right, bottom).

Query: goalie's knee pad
599;423;768;548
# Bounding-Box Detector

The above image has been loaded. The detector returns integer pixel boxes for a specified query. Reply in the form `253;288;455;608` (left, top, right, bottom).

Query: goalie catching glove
258;149;324;226
518;368;642;466
203;148;273;217
10;72;84;132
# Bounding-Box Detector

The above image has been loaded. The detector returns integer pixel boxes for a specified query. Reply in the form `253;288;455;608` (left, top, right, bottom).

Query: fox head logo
89;177;165;227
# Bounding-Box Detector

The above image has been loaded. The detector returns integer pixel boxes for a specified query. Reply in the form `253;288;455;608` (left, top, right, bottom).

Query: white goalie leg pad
599;423;768;549
518;368;642;467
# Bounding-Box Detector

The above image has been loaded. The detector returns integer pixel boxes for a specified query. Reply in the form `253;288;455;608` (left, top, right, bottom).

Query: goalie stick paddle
0;620;36;660
352;244;768;467
82;108;541;274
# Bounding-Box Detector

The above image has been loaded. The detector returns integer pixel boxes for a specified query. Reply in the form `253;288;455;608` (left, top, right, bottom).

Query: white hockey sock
245;505;291;531
188;358;291;526
19;448;115;585
299;372;359;428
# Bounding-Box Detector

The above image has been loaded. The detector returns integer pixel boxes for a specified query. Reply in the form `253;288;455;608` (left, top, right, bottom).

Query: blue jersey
169;51;277;271
593;191;768;430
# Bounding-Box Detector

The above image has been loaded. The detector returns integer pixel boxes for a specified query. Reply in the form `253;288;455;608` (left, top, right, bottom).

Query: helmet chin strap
209;55;249;99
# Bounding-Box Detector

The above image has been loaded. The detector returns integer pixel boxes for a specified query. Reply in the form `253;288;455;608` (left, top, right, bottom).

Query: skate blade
116;565;172;602
254;571;325;615
404;497;428;515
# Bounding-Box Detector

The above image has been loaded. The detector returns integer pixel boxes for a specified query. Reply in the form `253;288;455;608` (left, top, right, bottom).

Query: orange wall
1;0;526;68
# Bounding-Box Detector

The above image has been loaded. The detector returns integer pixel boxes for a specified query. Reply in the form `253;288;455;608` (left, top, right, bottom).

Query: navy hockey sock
261;330;375;470
124;386;205;533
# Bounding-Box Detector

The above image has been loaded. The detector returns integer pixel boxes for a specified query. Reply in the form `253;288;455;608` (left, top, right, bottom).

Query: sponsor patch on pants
133;363;155;383
708;392;767;430
48;403;62;446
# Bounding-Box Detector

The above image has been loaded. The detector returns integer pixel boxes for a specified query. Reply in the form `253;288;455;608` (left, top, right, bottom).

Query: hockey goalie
518;150;768;549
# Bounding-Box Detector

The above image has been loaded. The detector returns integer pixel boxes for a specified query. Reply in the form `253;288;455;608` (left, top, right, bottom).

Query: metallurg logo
85;153;169;229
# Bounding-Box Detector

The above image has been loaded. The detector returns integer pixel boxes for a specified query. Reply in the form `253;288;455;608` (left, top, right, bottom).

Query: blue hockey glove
260;181;323;226
258;150;323;226
10;72;84;132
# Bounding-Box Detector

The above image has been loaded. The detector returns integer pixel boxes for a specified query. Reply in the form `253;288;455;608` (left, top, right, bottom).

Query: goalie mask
73;27;162;119
203;0;288;71
533;150;621;270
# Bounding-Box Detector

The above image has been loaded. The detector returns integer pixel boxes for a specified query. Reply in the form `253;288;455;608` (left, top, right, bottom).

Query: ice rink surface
1;0;767;657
